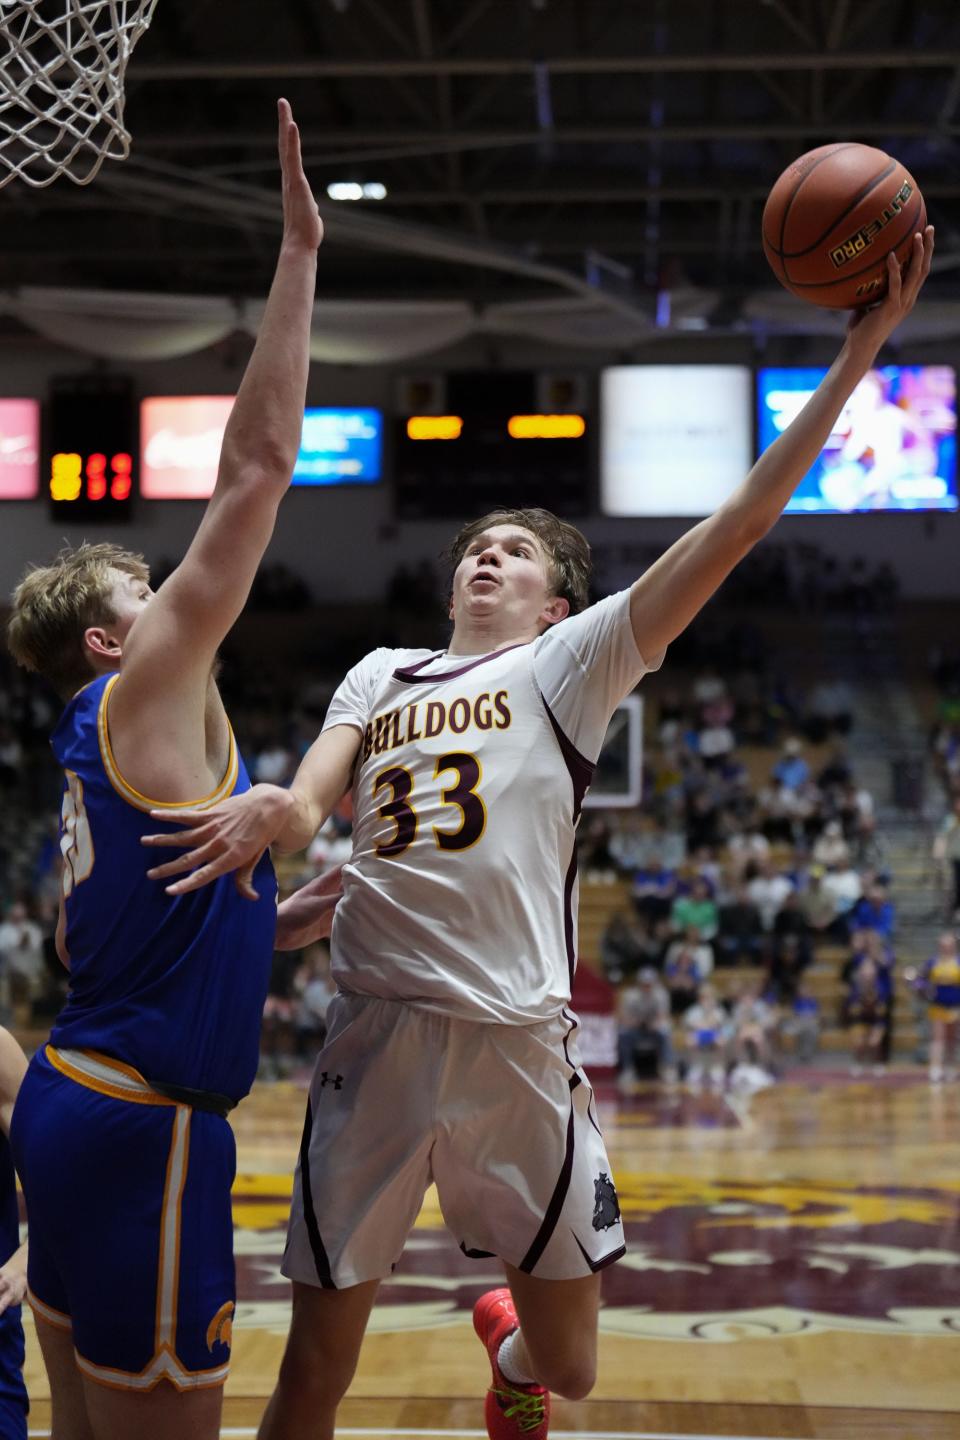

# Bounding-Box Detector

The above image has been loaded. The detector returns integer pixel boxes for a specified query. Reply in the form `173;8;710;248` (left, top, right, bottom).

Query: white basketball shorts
283;993;626;1288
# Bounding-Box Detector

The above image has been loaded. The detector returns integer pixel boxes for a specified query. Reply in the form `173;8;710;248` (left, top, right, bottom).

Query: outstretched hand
276;865;344;950
278;97;323;251
142;784;295;899
845;225;934;356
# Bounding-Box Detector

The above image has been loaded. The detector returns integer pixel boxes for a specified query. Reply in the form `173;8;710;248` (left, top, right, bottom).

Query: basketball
762;143;926;310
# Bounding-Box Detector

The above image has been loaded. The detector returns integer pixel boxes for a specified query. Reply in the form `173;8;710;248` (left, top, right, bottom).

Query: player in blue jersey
145;232;933;1440
5;100;322;1440
0;1028;29;1440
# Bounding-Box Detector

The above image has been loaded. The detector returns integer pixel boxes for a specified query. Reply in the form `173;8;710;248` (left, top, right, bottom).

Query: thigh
35;1315;93;1440
283;998;440;1290
436;1012;626;1279
81;1374;223;1440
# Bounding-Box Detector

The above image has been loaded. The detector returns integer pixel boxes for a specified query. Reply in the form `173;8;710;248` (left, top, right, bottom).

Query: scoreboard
48;375;135;519
394;371;590;519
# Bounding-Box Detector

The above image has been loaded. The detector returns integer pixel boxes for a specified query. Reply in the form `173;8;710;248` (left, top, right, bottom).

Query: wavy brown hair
445;507;591;615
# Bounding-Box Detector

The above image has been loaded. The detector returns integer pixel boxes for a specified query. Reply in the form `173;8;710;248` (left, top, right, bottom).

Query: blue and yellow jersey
49;673;277;1101
925;951;960;1014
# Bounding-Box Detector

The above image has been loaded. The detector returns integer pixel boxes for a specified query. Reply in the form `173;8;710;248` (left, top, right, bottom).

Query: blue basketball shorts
10;1046;236;1392
0;1309;27;1440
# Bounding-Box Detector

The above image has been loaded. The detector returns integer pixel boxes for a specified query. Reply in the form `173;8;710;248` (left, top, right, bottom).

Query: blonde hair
446;507;592;614
7;542;149;699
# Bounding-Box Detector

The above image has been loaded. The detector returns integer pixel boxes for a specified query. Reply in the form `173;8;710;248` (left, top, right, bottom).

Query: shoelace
493;1384;547;1432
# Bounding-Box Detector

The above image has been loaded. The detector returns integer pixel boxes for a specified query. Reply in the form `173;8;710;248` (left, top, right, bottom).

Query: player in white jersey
144;228;933;1440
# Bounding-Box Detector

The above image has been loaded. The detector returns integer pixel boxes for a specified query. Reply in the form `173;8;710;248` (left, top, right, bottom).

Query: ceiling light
327;182;363;201
326;181;387;201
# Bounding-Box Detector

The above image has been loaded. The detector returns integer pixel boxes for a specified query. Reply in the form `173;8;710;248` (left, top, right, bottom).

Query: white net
0;0;159;188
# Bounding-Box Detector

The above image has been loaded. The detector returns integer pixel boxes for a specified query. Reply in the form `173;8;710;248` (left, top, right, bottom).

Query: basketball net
0;0;159;188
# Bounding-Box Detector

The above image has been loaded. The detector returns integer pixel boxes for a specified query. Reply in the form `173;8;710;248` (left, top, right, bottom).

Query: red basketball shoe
473;1288;550;1440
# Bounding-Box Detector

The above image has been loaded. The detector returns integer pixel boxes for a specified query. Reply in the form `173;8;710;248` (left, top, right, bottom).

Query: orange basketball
762;143;926;309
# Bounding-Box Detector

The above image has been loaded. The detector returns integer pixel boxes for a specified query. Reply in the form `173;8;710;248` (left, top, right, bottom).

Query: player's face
107;569;154;640
451;524;567;633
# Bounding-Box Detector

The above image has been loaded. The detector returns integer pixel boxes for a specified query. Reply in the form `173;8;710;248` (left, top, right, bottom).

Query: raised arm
109;100;323;795
628;228;934;661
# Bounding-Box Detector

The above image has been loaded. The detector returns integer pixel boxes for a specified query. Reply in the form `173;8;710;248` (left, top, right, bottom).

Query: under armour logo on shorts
320;1072;343;1090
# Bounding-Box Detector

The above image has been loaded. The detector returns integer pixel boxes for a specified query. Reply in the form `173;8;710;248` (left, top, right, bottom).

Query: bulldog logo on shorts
592;1172;621;1231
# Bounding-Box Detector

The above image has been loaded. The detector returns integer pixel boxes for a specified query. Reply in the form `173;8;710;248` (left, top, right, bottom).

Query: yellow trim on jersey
45;1044;176;1107
75;1342;230;1393
41;1049;227;1394
97;673;239;814
28;1288;73;1331
156;1107;190;1352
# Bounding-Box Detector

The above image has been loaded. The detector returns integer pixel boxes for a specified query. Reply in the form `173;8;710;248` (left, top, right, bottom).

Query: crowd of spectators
589;657;906;1090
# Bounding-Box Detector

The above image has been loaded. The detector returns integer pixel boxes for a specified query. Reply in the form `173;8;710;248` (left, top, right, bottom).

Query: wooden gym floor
21;1066;960;1438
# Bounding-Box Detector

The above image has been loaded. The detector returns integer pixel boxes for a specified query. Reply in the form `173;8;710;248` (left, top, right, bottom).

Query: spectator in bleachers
729;978;777;1083
682;983;731;1091
820;856;863;928
812;818;851;869
632;858;677;922
0;899;45;1013
579;813;617;880
669;876;718;943
757;775;802;843
932;795;960;918
843;956;889;1074
664;925;714;982
817;744;852;790
805;678;854;742
768;932;809;1003
747;858;794;932
664;943;704;1017
253;738;295;786
800;865;841;937
781;981;821;1063
599;910;648;984
293;941;335;1060
617;967;675;1088
851;884;896;940
685;787;723;851
607;812;657;873
725;827;771;877
716;884;764;966
773;737;810;790
698;718;736;769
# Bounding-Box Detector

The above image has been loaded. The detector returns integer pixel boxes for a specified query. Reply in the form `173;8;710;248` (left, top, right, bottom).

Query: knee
537;1357;596;1401
277;1345;353;1409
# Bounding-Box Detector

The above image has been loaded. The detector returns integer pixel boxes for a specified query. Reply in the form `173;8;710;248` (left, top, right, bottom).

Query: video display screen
141;395;234;499
141;399;383;497
600;365;753;517
758;365;957;513
293;407;382;486
0;398;40;499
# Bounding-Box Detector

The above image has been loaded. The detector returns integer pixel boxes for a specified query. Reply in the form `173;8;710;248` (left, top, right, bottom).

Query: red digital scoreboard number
50;451;134;502
48;377;136;519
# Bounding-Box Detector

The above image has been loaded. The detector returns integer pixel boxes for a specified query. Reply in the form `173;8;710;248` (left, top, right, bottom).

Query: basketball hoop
0;0;160;188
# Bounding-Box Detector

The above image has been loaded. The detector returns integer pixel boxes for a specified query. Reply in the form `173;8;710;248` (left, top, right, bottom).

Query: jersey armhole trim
98;674;239;814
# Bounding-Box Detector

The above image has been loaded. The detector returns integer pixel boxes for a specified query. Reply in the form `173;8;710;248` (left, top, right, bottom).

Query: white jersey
323;588;659;1024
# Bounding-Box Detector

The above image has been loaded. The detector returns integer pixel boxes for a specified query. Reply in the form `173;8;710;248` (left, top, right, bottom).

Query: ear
540;595;570;628
83;626;123;665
